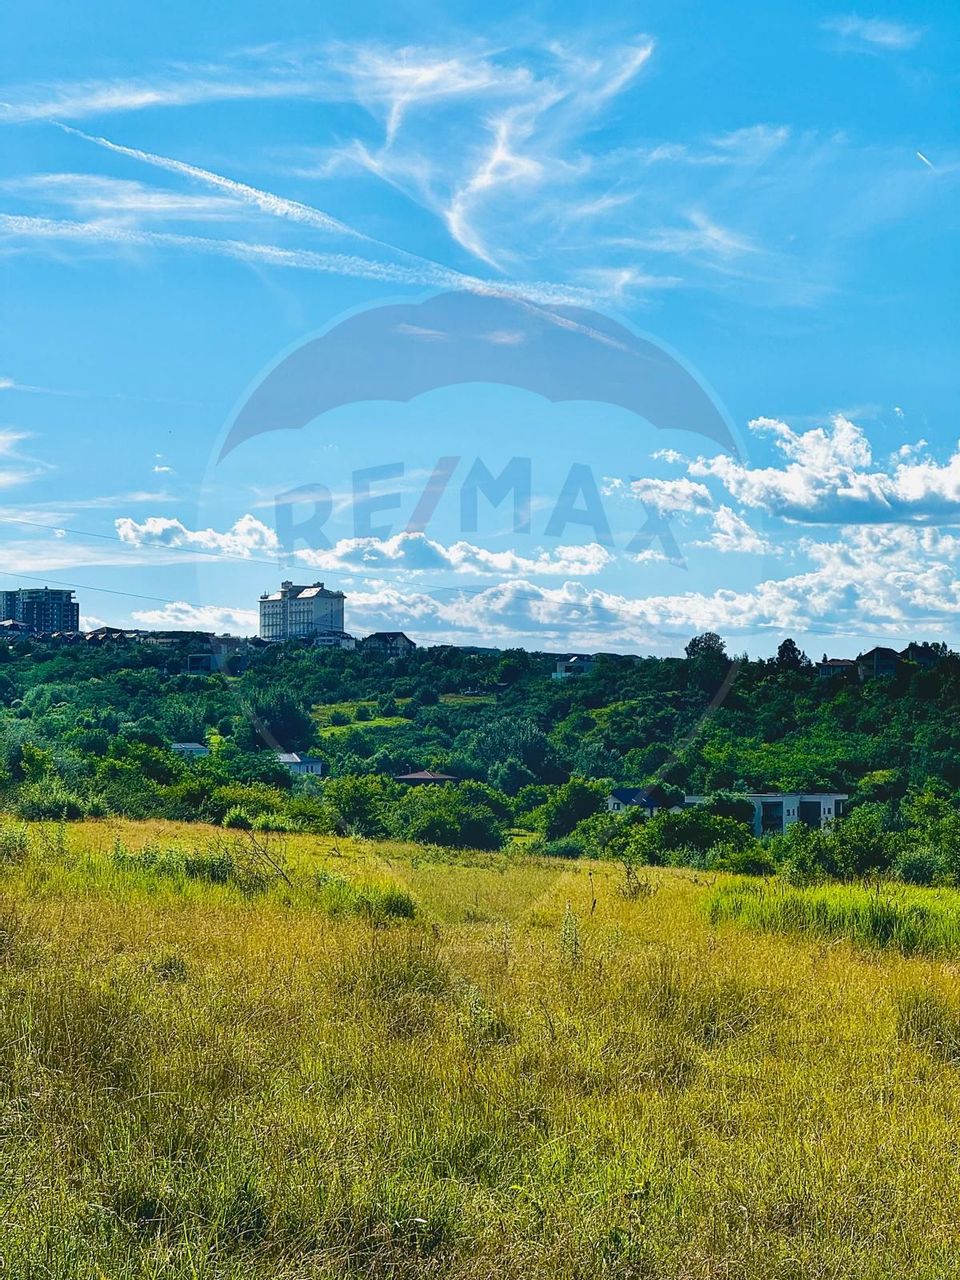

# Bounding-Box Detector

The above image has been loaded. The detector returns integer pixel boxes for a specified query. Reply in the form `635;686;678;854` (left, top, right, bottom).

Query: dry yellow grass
0;817;957;1277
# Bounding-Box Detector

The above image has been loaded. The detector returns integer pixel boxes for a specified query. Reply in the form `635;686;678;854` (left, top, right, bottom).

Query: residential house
856;646;901;680
553;654;597;679
169;742;210;760
363;632;416;658
606;787;679;817
277;752;324;777
312;630;357;651
684;792;848;837
816;656;858;680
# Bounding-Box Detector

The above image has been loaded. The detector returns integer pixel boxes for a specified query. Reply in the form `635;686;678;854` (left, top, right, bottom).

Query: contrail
57;123;497;286
916;150;934;169
0;212;594;308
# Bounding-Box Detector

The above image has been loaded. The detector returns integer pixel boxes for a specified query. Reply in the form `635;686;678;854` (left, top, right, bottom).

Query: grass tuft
708;879;960;955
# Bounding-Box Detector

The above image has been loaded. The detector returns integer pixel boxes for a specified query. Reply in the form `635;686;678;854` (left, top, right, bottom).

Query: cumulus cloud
693;506;775;554
603;475;713;515
116;513;280;558
685;415;960;525
342;523;960;648
130;602;259;632
115;515;614;576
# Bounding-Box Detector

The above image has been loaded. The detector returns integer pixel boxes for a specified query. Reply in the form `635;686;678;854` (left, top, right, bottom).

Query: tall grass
708;878;960;955
0;817;956;1276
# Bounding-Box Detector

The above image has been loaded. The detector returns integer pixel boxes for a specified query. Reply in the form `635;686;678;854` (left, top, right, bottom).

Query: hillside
3;633;959;805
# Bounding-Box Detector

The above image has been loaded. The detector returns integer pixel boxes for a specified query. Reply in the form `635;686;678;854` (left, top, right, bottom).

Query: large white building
259;581;346;642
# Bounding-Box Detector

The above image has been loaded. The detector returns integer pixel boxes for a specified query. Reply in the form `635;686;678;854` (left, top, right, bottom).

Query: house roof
857;646;900;661
394;770;456;782
609;787;659;806
276;752;322;764
366;631;413;641
818;657;857;667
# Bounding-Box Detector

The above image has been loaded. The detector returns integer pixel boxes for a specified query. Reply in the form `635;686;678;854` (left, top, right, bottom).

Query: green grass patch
708;878;960;956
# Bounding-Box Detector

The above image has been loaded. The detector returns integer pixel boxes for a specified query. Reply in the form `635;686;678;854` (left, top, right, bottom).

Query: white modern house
259;581;346;642
683;792;848;837
276;752;324;777
553;654;597;679
169;742;210;759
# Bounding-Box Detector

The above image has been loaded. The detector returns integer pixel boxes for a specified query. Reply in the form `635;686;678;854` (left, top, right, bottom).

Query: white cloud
0;65;323;124
115;514;614;577
604;475;713;515
823;16;923;51
116;513;280;558
637;125;791;168
683;414;960;525
313;38;655;269
342;522;960;648
4;173;243;222
130;602;259;632
0;213;593;308
613;210;761;261
0;213;594;308
693;506;774;554
0;430;48;489
62;126;363;239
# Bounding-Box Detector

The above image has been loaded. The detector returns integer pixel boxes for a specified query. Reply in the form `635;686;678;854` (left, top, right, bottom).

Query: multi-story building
259;581;346;642
0;587;80;633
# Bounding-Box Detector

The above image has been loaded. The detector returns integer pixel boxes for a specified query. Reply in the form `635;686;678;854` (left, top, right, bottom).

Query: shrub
250;811;300;833
222;806;252;830
0;822;29;864
391;786;504;851
529;778;605;839
15;780;87;821
893;846;943;886
314;870;417;921
542;836;587;859
631;808;755;866
709;841;776;876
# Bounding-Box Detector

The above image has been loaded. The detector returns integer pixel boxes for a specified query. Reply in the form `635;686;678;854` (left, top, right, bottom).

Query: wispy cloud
3;172;242;222
0;213;595;306
822;15;924;51
0;67;321;124
59;125;364;239
0;430;50;489
309;39;655;268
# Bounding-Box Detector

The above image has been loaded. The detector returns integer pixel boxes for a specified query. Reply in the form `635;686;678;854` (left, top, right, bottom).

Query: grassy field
0;820;958;1277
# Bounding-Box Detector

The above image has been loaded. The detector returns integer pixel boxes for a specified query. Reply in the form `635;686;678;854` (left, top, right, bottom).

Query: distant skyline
1;0;958;655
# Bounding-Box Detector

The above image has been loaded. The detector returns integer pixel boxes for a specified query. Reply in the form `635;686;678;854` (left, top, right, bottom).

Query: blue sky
0;0;957;654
